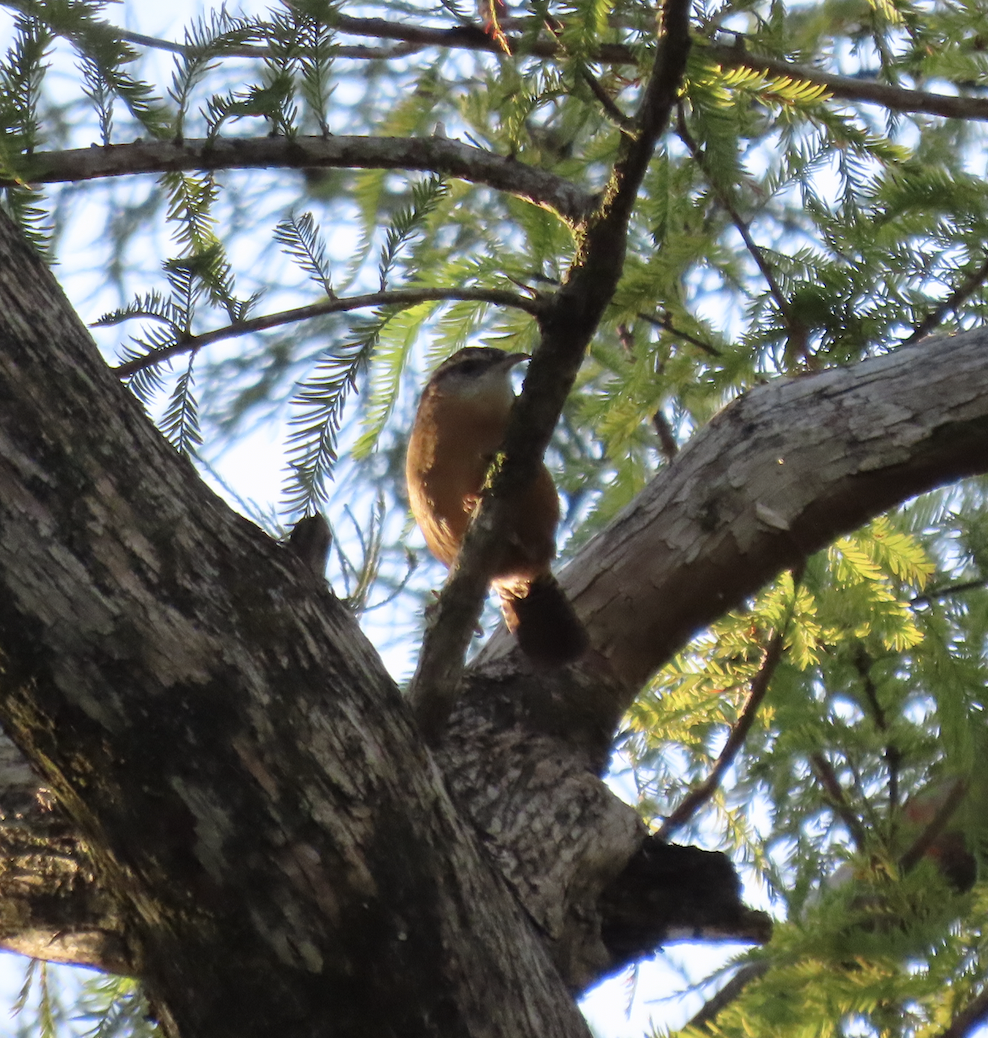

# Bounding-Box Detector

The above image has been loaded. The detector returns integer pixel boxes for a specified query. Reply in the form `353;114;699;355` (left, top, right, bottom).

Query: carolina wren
405;346;587;665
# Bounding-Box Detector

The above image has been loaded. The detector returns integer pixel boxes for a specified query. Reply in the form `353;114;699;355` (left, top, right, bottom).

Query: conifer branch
810;753;868;852
899;777;968;875
677;108;795;337
111;18;988;124
8;137;595;226
287;15;639;65
902;253;988;346
115;27;421;62
578;67;634;130
638;309;722;357
853;646;901;810
657;625;785;840
111;286;545;379
707;43;988;124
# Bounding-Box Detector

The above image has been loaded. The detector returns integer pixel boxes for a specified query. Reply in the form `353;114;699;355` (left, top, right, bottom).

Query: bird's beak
504;352;531;369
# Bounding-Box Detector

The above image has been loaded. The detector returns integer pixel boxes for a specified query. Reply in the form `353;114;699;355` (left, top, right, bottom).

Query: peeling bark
0;737;128;972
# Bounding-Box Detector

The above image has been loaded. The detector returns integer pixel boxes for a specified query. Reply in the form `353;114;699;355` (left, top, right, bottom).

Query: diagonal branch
657;624;786;840
110;286;546;379
810;753;868;852
676;107;794;334
9;137;595;226
902;253;988;346
638;309;723;357
407;0;692;742
684;961;770;1033
899;777;968;875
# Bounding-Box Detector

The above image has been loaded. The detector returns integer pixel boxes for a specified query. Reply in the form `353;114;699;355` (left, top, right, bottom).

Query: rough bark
0;737;128;972
0;211;592;1037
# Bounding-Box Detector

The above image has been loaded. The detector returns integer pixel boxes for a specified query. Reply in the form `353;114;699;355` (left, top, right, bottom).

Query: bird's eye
456;360;486;377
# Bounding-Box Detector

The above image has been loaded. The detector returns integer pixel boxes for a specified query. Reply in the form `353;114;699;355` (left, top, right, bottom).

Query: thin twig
911;578;988;606
937;986;988;1038
810;753;868;852
637;309;723;357
902;254;988;346
676;107;795;331
706;42;988;124
578;67;634;129
657;624;785;840
8;137;595;227
899;777;968;875
330;14;636;65
110;286;544;379
115;28;423;61
406;0;693;744
685;961;770;1033
853;645;901;811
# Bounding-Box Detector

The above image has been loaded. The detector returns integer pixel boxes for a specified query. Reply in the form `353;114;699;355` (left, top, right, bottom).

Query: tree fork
0;209;595;1037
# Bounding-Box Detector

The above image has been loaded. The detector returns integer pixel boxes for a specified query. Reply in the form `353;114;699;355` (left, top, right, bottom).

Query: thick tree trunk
0;211;592;1037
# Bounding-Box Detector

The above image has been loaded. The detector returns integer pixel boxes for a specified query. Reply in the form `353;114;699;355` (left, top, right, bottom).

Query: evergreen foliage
2;0;988;1035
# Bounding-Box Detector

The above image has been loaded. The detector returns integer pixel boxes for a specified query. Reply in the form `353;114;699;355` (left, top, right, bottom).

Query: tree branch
0;207;594;1038
676;107;794;339
475;326;988;693
684;961;770;1032
316;14;638;66
114;16;988;123
902;253;988;346
638;309;723;357
115;27;425;62
406;0;692;742
657;625;786;840
110;286;545;378
938;985;988;1038
10;137;595;226
705;42;988;122
810;753;868;853
899;777;968;875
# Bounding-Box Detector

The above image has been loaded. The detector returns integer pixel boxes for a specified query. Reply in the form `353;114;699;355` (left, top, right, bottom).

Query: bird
405;346;588;666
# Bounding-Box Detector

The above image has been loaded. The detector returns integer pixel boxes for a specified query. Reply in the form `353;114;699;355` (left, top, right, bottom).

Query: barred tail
498;573;589;667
